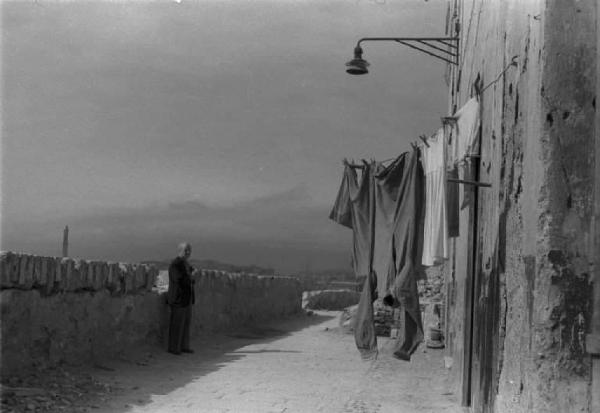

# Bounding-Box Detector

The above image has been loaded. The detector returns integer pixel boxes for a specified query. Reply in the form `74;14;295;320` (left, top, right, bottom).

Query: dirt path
2;311;464;413
90;311;463;413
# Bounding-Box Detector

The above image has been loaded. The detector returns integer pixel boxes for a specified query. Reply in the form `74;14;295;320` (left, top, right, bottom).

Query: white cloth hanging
451;97;480;164
421;128;448;266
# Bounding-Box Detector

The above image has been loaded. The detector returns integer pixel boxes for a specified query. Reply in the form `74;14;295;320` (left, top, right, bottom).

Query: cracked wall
444;0;595;412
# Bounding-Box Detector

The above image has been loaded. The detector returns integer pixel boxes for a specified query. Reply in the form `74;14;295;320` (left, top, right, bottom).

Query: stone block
45;258;56;295
40;257;50;286
1;251;15;288
93;262;108;291
122;263;134;293
118;263;128;293
71;260;83;290
135;265;146;291
82;260;93;289
58;258;72;291
18;254;34;289
33;256;47;287
86;261;96;290
107;263;121;293
70;260;85;291
86;261;94;288
53;258;60;290
145;266;158;291
9;253;21;284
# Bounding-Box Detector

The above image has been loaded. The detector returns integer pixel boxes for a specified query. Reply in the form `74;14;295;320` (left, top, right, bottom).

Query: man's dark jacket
167;257;195;307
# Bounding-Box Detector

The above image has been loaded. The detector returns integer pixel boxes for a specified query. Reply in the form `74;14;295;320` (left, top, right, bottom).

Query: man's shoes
393;349;411;361
168;350;182;355
181;348;194;354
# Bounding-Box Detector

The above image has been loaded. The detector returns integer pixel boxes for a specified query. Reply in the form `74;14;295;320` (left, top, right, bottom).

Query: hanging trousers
168;305;192;353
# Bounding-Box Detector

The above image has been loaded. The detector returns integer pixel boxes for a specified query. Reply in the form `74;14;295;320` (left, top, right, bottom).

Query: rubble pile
302;290;360;311
373;301;395;337
418;266;445;302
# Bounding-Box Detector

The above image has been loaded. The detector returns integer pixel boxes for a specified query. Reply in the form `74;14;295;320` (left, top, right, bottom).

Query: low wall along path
0;251;302;376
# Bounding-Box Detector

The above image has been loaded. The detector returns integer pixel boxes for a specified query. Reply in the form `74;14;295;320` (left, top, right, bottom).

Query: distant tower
62;226;69;257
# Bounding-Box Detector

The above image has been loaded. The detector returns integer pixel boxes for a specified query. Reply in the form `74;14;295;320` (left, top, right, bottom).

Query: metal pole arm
356;37;459;65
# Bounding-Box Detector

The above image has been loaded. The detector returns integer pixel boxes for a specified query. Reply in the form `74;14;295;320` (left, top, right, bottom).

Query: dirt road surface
2;311;464;413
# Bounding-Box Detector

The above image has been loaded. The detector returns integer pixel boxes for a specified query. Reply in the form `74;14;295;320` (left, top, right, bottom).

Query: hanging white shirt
421;128;449;266
452;97;480;164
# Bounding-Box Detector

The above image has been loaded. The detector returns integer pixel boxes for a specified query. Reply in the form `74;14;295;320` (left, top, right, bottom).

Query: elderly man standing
167;242;196;355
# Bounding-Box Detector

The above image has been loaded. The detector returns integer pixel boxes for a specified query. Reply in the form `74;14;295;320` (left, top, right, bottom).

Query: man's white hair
178;242;191;255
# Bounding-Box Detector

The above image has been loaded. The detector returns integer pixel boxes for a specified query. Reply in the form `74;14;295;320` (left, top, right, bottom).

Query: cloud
1;0;448;273
2;185;352;273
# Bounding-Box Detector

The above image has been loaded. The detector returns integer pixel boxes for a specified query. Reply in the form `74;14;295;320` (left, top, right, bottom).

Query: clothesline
343;88;502;187
480;55;519;94
344;155;490;187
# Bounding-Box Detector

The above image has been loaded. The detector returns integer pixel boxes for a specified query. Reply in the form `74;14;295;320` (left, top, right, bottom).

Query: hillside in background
142;258;276;275
146;258;356;292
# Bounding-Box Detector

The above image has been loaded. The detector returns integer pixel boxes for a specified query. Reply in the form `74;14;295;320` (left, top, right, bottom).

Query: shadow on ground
88;311;336;413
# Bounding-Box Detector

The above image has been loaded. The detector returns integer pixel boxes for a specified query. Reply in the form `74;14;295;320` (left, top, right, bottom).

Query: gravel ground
2;311;464;413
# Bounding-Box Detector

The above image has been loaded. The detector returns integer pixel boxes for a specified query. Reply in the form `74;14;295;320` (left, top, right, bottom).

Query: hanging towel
421;128;449;266
452;97;480;164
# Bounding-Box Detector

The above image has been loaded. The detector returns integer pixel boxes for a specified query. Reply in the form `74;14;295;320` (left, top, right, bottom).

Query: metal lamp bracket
356;37;459;66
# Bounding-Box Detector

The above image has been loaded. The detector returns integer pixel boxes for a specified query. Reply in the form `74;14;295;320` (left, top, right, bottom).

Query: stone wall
188;270;302;333
301;289;360;311
0;252;302;376
443;0;595;412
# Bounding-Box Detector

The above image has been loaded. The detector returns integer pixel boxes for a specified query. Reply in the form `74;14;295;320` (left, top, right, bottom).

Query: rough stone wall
301;289;360;310
189;270;302;334
1;252;302;376
444;0;595;412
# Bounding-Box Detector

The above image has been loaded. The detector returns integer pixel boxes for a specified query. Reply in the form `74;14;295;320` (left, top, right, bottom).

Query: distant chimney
62;226;69;257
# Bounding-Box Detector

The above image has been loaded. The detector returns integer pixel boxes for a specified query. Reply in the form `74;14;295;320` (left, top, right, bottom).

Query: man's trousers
168;305;192;353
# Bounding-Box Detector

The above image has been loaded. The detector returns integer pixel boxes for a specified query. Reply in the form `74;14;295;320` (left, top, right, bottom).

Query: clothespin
410;142;418;150
419;135;430;148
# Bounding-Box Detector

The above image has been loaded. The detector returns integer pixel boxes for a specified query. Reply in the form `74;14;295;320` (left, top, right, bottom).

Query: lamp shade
345;57;370;75
345;45;369;75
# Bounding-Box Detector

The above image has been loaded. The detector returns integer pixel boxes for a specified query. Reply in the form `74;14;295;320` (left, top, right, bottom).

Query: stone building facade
441;0;598;412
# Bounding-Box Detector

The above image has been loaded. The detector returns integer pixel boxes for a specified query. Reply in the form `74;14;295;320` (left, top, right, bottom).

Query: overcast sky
1;0;449;273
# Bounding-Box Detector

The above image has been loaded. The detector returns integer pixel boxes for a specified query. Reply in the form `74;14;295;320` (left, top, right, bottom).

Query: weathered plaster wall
0;252;302;376
444;0;595;412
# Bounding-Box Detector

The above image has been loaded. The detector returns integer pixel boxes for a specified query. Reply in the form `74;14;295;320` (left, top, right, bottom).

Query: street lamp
345;37;459;75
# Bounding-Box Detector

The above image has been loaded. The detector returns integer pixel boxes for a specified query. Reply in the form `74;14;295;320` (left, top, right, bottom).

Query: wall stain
547;249;591;375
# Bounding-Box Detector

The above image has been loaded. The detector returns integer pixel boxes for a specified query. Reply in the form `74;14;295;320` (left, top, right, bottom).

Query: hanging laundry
446;164;460;237
329;150;425;361
354;267;378;360
443;122;460;237
329;160;375;279
421;128;449;266
374;149;425;360
450;97;481;210
329;160;378;359
451;96;480;164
